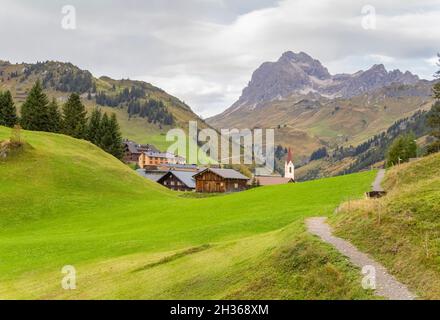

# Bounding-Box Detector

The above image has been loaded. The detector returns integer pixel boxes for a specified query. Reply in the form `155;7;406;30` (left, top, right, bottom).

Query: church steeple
284;148;295;180
286;147;293;163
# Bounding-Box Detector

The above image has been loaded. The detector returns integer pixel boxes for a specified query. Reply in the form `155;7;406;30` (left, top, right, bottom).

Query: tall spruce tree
62;93;87;138
107;113;124;159
98;113;123;159
386;133;417;166
99;112;111;149
20;81;50;131
47;98;62;133
0;90;18;127
427;102;440;154
427;54;440;154
86;108;102;145
433;53;440;100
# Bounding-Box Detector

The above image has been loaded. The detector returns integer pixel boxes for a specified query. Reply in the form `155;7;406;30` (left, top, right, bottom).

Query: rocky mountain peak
228;51;422;111
279;51;331;80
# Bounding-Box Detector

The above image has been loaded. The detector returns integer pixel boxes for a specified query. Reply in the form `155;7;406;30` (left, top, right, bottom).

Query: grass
0;125;376;299
331;153;440;299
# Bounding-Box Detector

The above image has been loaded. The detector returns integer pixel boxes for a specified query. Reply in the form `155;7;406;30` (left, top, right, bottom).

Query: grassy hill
0;125;377;299
331;152;440;299
0;60;209;151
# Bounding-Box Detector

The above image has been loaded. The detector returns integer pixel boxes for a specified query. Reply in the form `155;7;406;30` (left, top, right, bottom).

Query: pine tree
98;113;123;159
20;81;50;131
47;98;62;133
86;108;102;145
62;93;87;138
386;133;417;166
433;53;440;100
0;90;18;127
427;102;440;154
107;113;124;159
99;112;111;149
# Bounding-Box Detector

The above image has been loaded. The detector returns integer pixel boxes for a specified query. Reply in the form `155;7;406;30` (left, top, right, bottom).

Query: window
234;183;239;189
171;181;175;186
289;167;292;173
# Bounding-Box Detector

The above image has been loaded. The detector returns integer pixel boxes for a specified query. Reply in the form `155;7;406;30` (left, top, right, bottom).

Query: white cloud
1;0;439;117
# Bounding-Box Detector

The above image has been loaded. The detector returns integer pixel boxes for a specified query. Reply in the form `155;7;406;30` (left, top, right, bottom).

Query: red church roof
286;148;293;163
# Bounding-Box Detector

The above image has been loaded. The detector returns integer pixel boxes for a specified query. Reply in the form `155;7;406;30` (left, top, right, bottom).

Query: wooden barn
193;168;249;193
157;171;196;192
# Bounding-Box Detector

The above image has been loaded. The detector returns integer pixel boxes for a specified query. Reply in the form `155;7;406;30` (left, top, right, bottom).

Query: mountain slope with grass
0;125;378;299
0;60;209;150
331;152;440;299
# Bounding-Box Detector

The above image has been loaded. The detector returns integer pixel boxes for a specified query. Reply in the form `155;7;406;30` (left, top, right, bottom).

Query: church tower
284;148;295;180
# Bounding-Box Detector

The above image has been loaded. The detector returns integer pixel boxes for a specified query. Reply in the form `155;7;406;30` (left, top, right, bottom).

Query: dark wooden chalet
157;171;196;192
193;168;249;193
123;140;158;163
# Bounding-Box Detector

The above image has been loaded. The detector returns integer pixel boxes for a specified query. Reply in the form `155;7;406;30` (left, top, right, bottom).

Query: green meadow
0;125;376;299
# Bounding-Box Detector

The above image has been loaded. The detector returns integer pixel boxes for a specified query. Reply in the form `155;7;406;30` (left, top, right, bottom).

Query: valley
208;52;435;171
0;125;375;299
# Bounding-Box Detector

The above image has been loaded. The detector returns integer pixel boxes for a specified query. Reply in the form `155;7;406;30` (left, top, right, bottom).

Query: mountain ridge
207;51;434;163
0;59;209;150
218;51;422;116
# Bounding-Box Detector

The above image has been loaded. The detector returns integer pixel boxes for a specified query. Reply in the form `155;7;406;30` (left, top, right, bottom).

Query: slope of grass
0;223;374;300
0;126;376;299
331;153;440;299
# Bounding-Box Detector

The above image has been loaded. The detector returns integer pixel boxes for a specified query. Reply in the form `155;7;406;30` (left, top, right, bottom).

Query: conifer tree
425;54;440;154
427;102;440;154
99;112;111;149
0;90;18;127
98;112;124;159
20;81;50;131
433;53;440;100
86;108;102;145
47;98;62;133
62;93;87;138
107;113;124;159
386;133;417;166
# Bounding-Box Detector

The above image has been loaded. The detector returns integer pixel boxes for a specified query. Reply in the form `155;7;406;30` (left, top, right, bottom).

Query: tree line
96;86;175;126
0;81;123;159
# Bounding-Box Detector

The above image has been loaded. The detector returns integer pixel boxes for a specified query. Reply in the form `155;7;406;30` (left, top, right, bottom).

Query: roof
159;164;200;171
124;141;158;154
143;151;184;159
158;171;196;188
136;169;166;182
286;147;293;163
194;168;249;180
144;151;170;158
125;141;139;154
254;176;294;186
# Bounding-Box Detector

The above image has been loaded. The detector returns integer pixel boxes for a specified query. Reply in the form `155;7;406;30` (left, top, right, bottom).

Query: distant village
123;140;296;193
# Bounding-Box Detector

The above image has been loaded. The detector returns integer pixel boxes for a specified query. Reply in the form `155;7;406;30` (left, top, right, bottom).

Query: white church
254;148;295;186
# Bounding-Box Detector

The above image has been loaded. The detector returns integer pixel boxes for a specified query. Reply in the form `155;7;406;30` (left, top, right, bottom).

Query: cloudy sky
1;0;439;117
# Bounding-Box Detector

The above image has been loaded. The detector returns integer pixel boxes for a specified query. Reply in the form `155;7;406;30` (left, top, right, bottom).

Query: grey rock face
232;51;420;111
